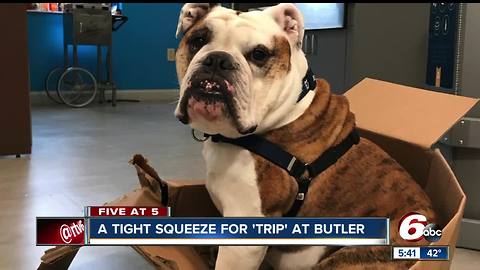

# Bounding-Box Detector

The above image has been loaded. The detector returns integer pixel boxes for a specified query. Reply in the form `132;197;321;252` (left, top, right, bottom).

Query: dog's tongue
188;98;223;121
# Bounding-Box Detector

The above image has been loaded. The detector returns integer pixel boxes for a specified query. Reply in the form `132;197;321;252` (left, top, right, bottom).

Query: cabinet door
448;3;480;250
0;4;32;155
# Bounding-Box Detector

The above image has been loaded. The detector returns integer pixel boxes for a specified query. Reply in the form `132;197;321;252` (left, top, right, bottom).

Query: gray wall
460;3;480;117
316;3;431;92
308;3;431;93
304;29;347;94
344;4;431;90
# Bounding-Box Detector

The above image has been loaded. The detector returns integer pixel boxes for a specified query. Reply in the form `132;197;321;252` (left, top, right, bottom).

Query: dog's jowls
174;3;436;270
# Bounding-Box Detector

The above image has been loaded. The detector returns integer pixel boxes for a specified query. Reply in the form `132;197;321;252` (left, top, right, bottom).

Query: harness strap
131;154;170;207
210;134;308;179
209;129;360;217
159;182;169;207
284;130;360;217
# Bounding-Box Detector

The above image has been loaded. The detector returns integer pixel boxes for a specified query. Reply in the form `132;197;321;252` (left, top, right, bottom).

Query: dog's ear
176;3;219;38
264;3;304;48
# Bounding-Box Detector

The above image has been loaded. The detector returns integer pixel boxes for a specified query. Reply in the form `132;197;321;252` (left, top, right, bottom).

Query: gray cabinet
441;3;480;250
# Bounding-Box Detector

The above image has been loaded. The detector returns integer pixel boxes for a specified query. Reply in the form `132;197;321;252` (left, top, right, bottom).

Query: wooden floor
0;100;478;269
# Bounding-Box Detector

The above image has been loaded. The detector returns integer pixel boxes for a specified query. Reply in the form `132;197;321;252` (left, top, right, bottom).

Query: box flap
344;78;479;149
412;150;465;270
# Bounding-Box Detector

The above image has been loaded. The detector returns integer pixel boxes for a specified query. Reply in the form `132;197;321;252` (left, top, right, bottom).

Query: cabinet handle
311;34;315;54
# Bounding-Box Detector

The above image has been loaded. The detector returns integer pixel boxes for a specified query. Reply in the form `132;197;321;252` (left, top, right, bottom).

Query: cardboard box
38;78;478;270
345;78;477;270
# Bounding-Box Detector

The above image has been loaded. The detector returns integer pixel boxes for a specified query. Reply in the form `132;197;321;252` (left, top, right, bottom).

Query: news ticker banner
87;217;389;245
36;207;389;246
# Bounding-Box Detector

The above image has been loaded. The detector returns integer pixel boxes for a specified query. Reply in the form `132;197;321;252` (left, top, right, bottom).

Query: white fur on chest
203;140;264;217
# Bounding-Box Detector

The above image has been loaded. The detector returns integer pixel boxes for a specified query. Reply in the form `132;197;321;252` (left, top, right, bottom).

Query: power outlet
167;48;176;62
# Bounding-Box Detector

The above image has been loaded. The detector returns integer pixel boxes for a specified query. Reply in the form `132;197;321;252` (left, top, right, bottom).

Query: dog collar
297;67;317;102
195;129;360;217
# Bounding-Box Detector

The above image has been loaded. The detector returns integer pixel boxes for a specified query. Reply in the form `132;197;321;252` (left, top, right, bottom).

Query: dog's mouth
178;75;237;124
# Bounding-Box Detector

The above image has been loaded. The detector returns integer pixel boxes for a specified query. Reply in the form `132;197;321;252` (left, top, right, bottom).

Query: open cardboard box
38;78;478;270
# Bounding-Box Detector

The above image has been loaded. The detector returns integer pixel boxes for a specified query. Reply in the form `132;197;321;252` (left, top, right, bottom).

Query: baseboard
114;89;179;102
30;92;52;105
457;218;480;250
30;89;179;106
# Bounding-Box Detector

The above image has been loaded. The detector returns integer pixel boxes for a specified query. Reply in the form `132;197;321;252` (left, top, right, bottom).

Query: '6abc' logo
398;212;442;242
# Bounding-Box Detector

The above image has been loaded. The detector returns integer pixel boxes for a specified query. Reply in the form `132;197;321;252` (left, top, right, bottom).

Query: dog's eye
188;28;210;53
249;46;271;65
190;36;208;52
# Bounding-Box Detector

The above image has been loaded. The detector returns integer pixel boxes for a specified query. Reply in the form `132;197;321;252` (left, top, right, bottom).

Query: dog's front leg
215;245;268;270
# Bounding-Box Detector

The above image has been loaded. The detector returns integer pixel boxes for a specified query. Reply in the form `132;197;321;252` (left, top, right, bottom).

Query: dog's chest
203;140;264;217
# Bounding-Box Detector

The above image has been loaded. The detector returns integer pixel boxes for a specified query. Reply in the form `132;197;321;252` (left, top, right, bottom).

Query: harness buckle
296;193;305;201
288;157;309;179
287;156;297;171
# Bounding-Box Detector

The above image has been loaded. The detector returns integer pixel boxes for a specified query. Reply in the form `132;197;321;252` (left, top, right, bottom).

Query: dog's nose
202;52;236;71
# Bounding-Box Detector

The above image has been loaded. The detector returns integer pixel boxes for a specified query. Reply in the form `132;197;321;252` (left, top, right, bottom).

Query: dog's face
175;3;307;137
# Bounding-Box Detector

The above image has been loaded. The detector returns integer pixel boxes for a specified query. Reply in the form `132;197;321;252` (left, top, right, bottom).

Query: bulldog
174;3;436;270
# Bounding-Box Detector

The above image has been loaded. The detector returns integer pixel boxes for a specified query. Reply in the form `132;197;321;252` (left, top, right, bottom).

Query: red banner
88;206;170;217
37;218;85;245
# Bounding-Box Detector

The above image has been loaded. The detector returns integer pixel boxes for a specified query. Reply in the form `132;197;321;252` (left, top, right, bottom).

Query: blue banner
87;217;389;246
420;246;449;260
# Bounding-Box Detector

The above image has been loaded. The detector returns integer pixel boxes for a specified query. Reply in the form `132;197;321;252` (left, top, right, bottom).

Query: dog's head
175;3;308;137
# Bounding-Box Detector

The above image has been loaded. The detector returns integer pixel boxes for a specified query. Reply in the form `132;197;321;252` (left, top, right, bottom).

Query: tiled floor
0;100;479;269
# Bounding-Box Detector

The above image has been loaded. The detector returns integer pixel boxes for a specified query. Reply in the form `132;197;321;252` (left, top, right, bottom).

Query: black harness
193;68;360;217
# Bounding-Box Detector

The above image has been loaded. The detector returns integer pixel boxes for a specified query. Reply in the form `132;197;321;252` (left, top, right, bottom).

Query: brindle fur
263;36;291;80
254;79;436;269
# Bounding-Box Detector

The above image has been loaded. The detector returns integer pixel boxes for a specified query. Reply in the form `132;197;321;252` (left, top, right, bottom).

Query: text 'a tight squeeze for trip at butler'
104;223;366;235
